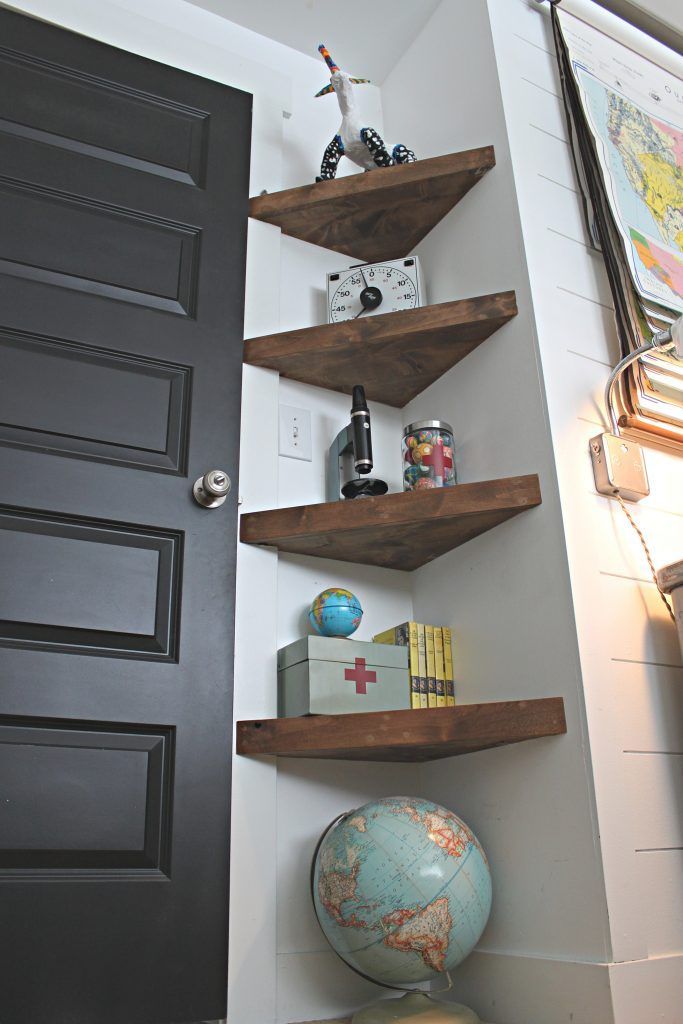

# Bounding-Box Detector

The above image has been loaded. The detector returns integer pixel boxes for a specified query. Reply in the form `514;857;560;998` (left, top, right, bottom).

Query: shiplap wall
380;3;614;1022
487;1;683;1019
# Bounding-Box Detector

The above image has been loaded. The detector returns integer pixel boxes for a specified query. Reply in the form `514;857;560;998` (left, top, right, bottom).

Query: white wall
485;1;683;1021
379;4;614;1022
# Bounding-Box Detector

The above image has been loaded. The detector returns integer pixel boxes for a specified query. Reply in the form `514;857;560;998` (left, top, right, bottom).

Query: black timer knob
359;285;383;310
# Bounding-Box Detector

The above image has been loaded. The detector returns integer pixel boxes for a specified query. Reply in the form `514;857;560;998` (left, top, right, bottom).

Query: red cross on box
344;657;377;695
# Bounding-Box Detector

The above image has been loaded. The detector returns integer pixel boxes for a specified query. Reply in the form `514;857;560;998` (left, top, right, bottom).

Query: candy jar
402;420;456;491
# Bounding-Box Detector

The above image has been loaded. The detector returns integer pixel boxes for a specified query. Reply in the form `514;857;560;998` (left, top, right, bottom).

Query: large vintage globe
312;796;492;987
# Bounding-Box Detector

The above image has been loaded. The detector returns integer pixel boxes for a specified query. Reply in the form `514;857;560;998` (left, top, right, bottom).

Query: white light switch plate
279;405;312;461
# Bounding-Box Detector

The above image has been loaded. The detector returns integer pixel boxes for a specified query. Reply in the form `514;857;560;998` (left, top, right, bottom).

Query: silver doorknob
193;469;231;508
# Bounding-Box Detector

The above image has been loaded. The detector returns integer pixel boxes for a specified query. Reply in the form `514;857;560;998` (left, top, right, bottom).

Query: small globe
308;588;362;638
312;796;492;986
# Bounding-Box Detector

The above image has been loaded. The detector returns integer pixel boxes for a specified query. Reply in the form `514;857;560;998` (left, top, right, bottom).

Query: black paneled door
0;8;251;1023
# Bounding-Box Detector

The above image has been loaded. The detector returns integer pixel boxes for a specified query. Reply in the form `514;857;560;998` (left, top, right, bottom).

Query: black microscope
326;385;388;502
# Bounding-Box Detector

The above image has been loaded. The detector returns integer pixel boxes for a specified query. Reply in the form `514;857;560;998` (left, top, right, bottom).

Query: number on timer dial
330;264;418;322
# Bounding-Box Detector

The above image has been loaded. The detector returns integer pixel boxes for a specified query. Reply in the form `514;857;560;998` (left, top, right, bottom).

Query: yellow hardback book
373;622;421;709
416;624;428;709
442;626;456;706
424;624;437;708
434;627;447;708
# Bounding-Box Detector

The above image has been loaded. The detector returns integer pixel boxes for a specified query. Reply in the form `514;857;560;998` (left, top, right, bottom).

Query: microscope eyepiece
350;384;372;474
351;384;368;413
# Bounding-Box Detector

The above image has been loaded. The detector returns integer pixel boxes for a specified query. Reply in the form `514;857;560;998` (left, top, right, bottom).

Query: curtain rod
533;0;683;54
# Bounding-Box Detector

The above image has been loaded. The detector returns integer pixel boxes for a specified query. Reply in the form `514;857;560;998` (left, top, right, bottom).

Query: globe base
352;991;481;1024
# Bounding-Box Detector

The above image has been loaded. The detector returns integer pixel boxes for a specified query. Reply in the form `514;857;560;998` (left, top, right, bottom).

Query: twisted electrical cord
616;495;676;625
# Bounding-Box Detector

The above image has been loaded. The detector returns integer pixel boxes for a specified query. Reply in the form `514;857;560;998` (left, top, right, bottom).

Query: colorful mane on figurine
314;43;417;182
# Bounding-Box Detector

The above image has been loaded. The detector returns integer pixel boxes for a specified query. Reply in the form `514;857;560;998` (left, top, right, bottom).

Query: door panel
0;8;250;1023
0;717;173;874
0;508;181;658
0;179;200;313
0;49;209;185
0;329;191;471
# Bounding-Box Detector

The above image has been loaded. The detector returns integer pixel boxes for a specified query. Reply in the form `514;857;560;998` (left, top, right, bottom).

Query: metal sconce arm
605;324;680;435
591;318;682;501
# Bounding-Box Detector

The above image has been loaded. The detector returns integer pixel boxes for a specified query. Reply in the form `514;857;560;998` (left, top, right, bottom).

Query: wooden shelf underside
239;474;541;572
237;699;567;763
249;147;496;263
244;292;517;408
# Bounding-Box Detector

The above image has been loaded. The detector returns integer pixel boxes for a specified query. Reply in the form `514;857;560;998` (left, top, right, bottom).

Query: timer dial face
329;262;420;323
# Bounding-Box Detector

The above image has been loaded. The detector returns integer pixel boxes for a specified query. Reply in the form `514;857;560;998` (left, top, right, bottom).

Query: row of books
373;621;455;709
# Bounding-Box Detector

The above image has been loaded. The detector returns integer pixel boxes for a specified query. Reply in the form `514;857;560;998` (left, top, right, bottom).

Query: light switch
279;405;312;461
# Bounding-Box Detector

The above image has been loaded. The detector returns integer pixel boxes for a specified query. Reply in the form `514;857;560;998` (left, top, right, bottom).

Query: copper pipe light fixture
590;317;683;502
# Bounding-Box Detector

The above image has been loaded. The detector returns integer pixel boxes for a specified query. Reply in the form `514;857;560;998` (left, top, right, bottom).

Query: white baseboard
609;954;683;1024
445;950;613;1024
447;949;683;1024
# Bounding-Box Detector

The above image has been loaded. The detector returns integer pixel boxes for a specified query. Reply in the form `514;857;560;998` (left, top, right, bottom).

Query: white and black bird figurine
315;44;416;182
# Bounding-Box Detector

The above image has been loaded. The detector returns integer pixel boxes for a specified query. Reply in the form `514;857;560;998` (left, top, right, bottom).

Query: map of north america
607;92;683;253
315;800;490;976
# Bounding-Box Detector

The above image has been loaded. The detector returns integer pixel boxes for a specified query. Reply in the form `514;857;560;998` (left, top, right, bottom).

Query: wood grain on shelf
244;292;517;408
237;698;567;762
239;475;541;571
249;148;496;262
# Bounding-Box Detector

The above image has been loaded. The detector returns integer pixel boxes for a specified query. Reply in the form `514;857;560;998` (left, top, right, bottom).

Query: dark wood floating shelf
244;291;517;408
237;698;567;763
240;474;541;571
249;147;496;263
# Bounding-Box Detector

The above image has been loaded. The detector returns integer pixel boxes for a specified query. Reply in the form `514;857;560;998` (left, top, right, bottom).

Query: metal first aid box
277;636;410;717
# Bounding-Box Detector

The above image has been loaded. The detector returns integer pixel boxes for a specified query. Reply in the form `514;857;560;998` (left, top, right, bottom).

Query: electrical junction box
277;636;410;717
589;432;650;502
